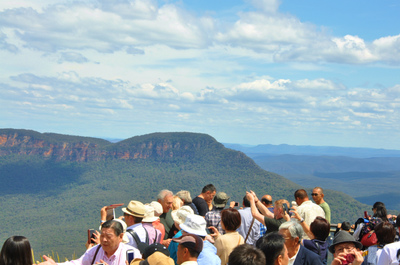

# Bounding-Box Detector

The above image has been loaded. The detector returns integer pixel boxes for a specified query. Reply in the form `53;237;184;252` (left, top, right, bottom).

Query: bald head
261;195;273;207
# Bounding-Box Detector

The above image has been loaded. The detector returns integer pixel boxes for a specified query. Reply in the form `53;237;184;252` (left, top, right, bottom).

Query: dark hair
221;208;241;231
229;244;266;265
294;189;308;200
243;196;251;207
341;221;352;231
201;184;216;193
375;221;396;245
373;202;385;209
0;236;33;265
310;217;330;241
373;206;388;222
256;232;286;265
101;220;124;236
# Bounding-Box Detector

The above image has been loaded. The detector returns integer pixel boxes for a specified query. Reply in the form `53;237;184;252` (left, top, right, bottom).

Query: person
291;208;330;265
247;191;289;235
363;221;396;265
210;208;245;265
329;231;364;265
228;244;266;265
142;205;162;244
38;220;141;265
178;214;221;265
334;221;352;236
176;190;199;215
278;221;322;265
294;189;325;240
172;234;204;265
260;194;274;236
122;200;148;248
192;184;217;217
0;236;33;265
205;191;230;234
172;196;184;211
169;206;195;264
311;187;331;223
377;214;400;265
256;232;289;265
157;189;177;241
149;201;166;242
237;194;261;245
129;243;175;265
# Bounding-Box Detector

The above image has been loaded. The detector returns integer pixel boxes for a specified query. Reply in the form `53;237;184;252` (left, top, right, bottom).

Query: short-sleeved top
263;217;285;234
193;196;209;216
377;241;400;265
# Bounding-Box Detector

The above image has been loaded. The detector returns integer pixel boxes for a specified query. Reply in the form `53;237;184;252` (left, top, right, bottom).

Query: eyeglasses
335;246;355;253
311;193;319;196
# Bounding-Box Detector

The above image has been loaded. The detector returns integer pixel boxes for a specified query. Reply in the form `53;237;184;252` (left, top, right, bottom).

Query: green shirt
319;202;331;223
263;217;285;234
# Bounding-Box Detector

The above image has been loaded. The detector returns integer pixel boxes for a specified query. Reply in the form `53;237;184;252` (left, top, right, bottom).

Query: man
238;195;261;245
247;191;289;235
38;220;141;265
192;184;217;216
259;194;274;236
256;232;289;265
122;200;148;248
377;214;400;265
157;189;177;240
172;234;204;265
294;189;325;239
228;244;266;265
311;187;331;223
279;221;322;265
329;231;364;265
205;191;230;234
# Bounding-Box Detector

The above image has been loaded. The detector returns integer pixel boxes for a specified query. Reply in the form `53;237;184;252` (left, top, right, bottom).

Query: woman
363;221;396;265
0;236;33;265
210;208;244;265
291;208;330;265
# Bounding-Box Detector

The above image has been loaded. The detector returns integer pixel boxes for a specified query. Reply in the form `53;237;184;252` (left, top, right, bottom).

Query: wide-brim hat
122;201;145;218
213;192;230;208
142;205;159;223
179;214;207;236
329;231;363;253
171;205;194;225
149;201;163;217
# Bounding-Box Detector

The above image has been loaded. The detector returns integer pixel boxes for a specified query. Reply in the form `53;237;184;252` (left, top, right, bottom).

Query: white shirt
377;241;400;265
58;242;141;265
126;223;148;248
297;200;325;240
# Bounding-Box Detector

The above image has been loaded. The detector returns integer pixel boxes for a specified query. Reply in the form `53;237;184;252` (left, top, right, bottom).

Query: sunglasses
311;193;319;196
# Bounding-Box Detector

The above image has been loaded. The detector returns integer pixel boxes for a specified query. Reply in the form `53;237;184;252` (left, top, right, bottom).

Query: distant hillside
224;143;400;158
0;129;370;258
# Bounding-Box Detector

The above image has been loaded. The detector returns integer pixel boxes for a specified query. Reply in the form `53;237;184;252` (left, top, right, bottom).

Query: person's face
279;229;298;255
278;245;289;265
311;189;323;204
177;244;186;265
333;242;356;257
205;191;216;203
100;227;123;256
160;195;174;213
124;213;134;226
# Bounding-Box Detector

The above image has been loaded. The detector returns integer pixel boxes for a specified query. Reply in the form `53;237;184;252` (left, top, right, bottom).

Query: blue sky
1;0;400;149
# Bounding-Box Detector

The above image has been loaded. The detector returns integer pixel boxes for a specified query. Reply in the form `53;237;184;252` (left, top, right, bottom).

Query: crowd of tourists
1;184;399;265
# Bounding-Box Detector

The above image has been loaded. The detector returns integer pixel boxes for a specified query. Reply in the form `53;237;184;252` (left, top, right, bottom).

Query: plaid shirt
260;223;267;236
205;208;225;234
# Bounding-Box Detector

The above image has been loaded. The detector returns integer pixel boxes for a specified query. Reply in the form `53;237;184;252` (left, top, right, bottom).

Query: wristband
100;220;106;223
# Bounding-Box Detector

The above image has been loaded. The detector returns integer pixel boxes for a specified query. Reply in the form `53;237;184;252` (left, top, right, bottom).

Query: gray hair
157;189;173;201
175;190;192;203
279;221;303;240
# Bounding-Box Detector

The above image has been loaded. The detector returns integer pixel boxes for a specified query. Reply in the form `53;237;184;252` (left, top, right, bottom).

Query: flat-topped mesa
0;129;222;162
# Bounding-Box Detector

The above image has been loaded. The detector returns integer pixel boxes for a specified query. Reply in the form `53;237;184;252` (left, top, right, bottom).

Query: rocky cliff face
0;130;219;162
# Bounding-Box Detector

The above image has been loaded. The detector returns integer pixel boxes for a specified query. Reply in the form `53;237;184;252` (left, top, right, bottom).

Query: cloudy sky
1;0;400;149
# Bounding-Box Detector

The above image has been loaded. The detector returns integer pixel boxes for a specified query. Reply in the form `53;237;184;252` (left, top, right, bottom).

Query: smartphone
283;203;288;214
88;229;96;244
126;249;135;263
206;228;213;234
234;202;239;207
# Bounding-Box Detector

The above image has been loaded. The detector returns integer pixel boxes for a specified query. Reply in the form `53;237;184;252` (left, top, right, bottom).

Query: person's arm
246;192;266;225
249;190;274;219
291;207;314;239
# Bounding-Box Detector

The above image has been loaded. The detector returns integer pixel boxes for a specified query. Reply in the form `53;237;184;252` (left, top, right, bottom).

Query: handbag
361;231;377;247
